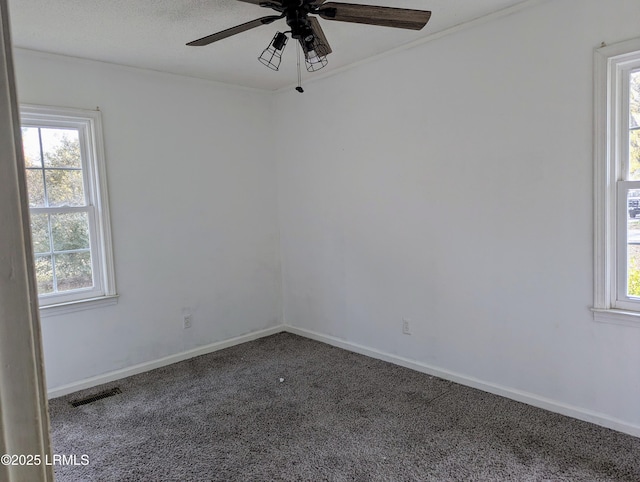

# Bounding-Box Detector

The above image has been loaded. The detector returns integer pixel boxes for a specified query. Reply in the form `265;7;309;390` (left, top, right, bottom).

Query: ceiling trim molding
275;0;550;94
12;47;272;95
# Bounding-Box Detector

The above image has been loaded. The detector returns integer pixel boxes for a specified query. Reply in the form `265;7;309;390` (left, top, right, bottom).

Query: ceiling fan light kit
304;52;328;72
259;31;289;70
187;0;432;92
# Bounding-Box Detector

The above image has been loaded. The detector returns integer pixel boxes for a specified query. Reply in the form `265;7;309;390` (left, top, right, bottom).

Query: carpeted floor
48;332;640;481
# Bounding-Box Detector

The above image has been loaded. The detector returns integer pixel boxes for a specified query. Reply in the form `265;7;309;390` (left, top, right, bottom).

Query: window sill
39;294;119;318
591;308;640;327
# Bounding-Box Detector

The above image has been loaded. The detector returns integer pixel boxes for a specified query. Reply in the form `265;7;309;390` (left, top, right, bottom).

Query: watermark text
1;454;89;466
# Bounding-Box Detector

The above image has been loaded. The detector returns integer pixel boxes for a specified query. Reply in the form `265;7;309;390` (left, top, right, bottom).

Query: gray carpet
48;332;640;481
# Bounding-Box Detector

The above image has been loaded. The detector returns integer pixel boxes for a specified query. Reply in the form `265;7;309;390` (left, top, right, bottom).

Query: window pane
25;169;45;207
628;189;640;297
51;212;90;251
631;71;639;129
21;127;42;167
45;169;85;207
631;129;640;181
31;214;50;254
41;128;81;168
35;255;54;295
55;251;93;292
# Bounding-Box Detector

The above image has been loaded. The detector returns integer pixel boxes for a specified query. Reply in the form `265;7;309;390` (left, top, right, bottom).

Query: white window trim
20;104;117;316
593;38;640;326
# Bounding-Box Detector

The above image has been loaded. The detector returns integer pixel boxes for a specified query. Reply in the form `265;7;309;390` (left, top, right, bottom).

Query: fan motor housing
285;5;313;40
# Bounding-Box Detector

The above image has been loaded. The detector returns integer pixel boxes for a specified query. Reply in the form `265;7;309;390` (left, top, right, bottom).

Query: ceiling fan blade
308;16;332;56
318;3;431;30
236;0;282;5
186;15;282;46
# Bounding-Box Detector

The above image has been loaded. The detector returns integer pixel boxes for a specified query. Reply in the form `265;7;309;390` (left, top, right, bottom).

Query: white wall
14;50;282;390
275;0;640;432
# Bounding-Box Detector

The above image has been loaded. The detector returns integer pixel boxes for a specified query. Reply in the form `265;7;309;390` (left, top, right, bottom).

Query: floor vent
70;387;122;407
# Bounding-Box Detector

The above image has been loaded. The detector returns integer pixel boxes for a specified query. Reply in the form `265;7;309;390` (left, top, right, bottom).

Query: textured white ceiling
8;0;530;91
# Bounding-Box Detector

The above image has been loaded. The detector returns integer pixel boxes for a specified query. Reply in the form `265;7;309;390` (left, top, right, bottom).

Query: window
20;105;116;315
593;39;640;324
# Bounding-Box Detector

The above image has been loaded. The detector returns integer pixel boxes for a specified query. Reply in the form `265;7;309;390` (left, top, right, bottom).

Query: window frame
593;38;640;325
20;104;117;316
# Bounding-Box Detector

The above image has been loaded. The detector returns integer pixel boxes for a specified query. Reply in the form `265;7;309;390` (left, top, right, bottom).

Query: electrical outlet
402;318;411;335
183;314;192;329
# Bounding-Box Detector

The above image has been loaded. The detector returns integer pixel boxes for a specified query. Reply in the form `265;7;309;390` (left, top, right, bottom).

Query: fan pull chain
295;41;304;93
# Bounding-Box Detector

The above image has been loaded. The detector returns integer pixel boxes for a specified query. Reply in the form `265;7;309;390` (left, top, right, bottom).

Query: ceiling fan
186;0;431;90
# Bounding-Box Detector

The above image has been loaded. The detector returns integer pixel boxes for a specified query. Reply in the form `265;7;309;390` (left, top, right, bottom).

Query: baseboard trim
47;325;285;399
47;323;640;438
285;325;640;438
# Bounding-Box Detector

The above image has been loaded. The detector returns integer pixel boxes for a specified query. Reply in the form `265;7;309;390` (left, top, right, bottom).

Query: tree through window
627;71;640;296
